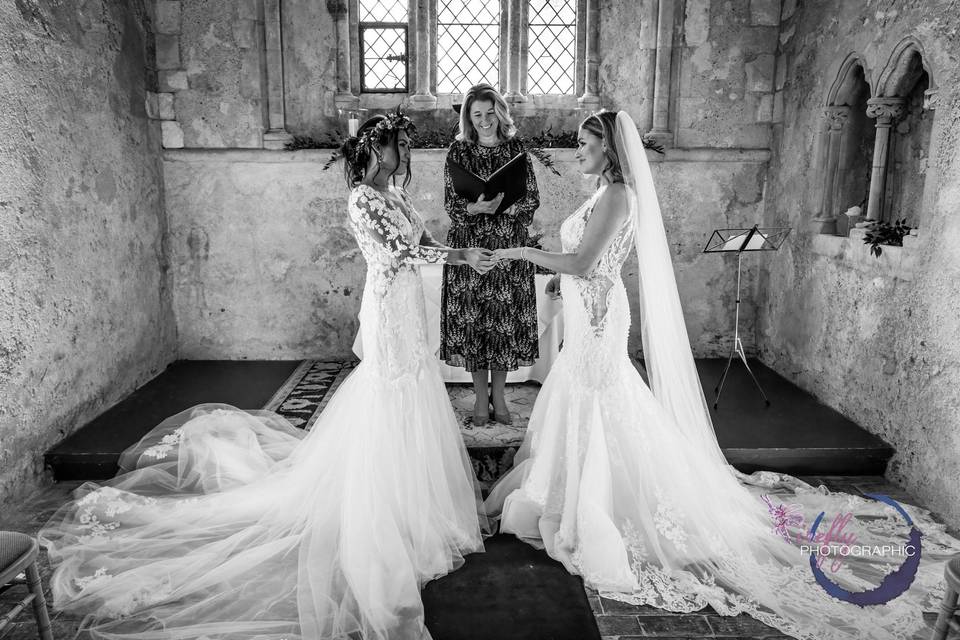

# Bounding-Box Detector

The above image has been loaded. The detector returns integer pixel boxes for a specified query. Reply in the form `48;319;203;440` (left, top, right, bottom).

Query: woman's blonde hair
579;110;624;186
457;83;517;143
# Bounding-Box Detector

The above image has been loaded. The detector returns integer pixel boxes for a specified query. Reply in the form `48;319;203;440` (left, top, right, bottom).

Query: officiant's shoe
472;412;491;426
489;397;513;426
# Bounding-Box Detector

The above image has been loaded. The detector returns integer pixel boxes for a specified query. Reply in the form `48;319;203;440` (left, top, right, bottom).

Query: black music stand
703;225;791;409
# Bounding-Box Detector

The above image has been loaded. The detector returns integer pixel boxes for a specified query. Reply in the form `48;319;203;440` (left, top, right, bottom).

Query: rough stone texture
164;149;767;360
676;0;779;148
188;0;782;147
759;0;960;530
174;0;263;147
0;0;176;505
155;0;181;35
162;120;185;147
158;68;188;92
158;92;176;120
597;0;658;130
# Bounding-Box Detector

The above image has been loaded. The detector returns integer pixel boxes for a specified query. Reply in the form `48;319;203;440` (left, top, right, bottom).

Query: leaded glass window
359;0;409;92
437;0;501;95
527;0;576;94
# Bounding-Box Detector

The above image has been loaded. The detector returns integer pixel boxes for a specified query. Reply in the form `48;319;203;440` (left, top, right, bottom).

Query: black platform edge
44;358;896;481
48;445;893;482
44;360;304;481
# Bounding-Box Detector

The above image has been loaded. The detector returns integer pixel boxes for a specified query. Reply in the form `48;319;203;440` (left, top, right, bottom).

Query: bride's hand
463;248;497;274
493;248;522;262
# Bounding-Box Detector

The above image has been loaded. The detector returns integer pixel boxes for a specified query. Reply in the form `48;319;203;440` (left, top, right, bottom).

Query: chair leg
931;585;958;640
25;561;53;640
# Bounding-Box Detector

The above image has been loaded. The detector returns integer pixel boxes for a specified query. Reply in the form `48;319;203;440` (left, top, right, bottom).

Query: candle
348;117;359;136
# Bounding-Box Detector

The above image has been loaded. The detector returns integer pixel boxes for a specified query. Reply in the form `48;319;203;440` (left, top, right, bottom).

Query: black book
446;152;528;215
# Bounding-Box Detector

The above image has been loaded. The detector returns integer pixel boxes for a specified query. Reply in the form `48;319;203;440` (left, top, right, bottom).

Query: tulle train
40;360;485;640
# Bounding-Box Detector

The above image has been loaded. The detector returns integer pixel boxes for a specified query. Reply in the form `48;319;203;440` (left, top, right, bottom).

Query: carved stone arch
825;53;872;107
867;37;936;228
877;37;935;98
815;52;874;234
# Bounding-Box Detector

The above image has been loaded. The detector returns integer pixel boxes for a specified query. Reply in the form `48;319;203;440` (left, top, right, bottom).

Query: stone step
45;359;895;487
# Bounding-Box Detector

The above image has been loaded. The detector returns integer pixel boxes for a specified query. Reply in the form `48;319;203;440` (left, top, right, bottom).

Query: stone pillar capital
866;97;905;123
823;106;850;130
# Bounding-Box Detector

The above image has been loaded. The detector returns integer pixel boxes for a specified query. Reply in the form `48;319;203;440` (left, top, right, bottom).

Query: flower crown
323;105;417;170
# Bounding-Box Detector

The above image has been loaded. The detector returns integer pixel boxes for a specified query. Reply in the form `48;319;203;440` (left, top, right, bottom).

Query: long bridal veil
602;110;960;639
618;111;729;468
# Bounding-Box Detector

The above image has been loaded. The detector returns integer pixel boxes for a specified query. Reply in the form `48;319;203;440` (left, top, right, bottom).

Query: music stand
703;225;791;409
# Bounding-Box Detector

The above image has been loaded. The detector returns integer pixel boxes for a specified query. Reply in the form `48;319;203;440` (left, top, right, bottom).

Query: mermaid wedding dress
39;183;485;640
484;112;960;640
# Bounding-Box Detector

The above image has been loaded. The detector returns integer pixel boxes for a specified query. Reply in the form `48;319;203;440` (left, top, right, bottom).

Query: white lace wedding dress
39;183;485;640
485;185;960;640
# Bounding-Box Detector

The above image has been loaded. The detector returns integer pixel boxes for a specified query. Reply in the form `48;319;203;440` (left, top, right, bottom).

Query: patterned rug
263;360;539;487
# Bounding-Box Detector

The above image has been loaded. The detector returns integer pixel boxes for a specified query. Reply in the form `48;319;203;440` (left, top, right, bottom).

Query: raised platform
44;358;894;482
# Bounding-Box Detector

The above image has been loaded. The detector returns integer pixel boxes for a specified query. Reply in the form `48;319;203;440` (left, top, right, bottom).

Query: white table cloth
352;263;563;383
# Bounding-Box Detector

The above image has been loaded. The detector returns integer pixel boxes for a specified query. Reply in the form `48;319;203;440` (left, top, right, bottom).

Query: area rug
263;360;539;487
262;360;356;429
422;534;601;640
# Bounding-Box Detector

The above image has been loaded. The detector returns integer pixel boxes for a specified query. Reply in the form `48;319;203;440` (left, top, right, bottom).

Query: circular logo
808;494;922;606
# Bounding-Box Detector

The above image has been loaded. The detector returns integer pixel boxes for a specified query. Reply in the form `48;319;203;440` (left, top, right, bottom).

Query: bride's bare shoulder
593;183;629;221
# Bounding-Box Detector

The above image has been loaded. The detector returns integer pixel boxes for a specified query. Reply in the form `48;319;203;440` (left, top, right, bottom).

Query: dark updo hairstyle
338;114;413;189
579;110;624;186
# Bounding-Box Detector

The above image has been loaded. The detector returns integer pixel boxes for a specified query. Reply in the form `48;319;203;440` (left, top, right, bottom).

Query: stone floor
0;475;952;640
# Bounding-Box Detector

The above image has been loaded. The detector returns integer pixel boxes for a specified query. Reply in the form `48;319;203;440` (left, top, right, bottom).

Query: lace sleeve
351;187;447;266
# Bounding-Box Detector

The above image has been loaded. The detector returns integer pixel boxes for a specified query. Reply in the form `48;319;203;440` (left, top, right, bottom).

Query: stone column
329;0;359;110
813;106;849;233
261;0;293;149
410;0;436;109
578;0;601;109
505;0;527;104
862;97;905;224
647;0;676;145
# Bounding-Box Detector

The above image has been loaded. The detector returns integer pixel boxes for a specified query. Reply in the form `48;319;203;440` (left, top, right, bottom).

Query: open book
447;152;528;215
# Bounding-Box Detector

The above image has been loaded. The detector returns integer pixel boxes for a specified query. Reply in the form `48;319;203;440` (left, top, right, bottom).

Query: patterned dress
440;137;540;372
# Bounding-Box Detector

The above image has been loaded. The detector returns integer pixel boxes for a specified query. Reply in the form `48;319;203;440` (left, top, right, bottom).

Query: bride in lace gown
486;110;960;639
38;112;495;640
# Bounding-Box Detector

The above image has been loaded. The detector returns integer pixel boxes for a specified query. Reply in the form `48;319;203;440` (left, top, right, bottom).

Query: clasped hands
462;247;523;274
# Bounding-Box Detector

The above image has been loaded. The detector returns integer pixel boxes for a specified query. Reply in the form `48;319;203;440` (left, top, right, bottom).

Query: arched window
817;55;874;236
883;54;932;228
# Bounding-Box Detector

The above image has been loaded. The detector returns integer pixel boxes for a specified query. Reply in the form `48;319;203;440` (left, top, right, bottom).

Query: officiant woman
440;83;540;427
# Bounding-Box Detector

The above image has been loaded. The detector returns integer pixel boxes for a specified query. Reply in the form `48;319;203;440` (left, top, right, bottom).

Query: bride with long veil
486;109;960;639
39;110;495;640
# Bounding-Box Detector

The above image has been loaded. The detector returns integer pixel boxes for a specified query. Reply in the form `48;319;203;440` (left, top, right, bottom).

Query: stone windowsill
358;92;585;113
810;227;922;281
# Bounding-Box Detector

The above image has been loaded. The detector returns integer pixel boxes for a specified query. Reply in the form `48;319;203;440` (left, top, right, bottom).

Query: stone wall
155;0;781;362
156;0;781;148
164;148;768;359
758;0;960;526
0;0;176;504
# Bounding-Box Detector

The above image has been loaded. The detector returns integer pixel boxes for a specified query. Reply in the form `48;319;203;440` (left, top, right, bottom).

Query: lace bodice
560;185;635;282
557;186;635;338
